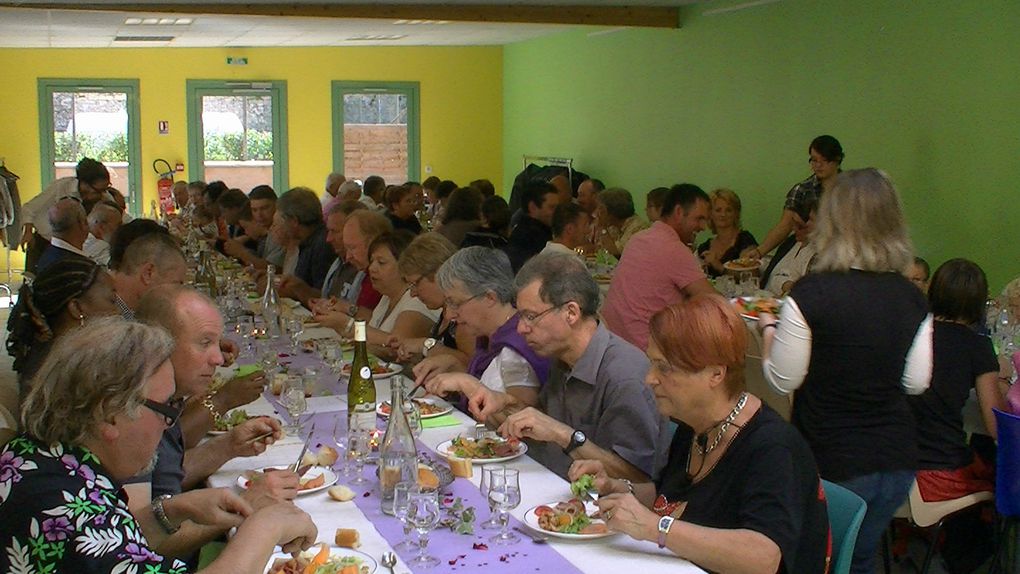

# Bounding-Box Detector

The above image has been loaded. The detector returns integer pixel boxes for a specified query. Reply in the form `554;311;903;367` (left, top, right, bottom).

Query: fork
514;526;548;544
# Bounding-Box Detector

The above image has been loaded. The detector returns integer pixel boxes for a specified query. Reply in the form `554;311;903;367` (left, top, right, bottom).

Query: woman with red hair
570;294;829;573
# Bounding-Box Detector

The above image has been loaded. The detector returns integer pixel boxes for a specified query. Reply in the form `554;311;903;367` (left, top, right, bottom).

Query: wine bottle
261;265;281;338
347;320;377;433
379;378;418;515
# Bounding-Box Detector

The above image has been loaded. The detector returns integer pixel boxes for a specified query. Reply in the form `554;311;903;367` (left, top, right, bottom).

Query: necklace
695;392;748;456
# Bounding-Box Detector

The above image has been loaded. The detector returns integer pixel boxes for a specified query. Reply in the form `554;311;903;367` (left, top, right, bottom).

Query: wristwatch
563;429;587;454
347;304;360;317
657;515;675;548
422;337;437;357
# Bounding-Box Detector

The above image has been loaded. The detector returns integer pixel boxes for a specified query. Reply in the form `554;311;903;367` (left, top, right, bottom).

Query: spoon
381;551;397;574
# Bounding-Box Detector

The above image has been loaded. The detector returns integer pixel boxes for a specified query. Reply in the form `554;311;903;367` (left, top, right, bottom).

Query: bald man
35;197;90;272
83;202;122;266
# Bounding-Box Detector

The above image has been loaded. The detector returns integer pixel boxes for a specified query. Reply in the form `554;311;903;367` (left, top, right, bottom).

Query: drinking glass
392;481;419;552
478;464;502;530
259;345;278;375
402;396;422;439
239;315;255;341
488;467;521;545
347;427;371;485
319;340;342;374
406;488;442;568
331;417;352;478
302;366;320;397
288;319;304;353
280;375;306;434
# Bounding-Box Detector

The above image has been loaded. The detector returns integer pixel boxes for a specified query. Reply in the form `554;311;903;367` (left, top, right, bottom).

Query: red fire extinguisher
153;159;175;216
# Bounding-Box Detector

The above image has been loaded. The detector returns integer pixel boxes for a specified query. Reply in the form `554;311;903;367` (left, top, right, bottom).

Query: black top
430;310;458;350
696;229;758;277
387;212;423;235
791;270;928;481
294;223;335;290
461;227;509;250
656;405;830;574
506;215;551;272
909;321;999;469
35;245;91;273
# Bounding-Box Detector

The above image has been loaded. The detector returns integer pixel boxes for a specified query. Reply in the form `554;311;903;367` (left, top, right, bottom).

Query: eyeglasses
807;157;833;166
444;293;482;311
143;397;185;426
517;303;566;327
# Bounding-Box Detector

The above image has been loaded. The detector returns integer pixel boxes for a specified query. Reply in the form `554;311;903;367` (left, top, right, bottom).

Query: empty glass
288;319;304;353
238;315;255;340
347;427;371;485
392;481;419;552
331;417;352;478
487;467;521;545
478;464;502;530
280;375;307;434
406;488;442;568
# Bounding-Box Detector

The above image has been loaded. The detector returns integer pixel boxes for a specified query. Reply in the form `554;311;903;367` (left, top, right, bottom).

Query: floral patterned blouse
0;434;187;574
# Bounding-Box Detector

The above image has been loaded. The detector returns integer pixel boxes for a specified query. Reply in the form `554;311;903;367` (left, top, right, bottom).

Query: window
332;81;420;184
186;80;288;192
38;79;141;215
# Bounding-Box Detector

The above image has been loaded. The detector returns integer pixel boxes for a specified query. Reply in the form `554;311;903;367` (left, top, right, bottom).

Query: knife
290;421;316;472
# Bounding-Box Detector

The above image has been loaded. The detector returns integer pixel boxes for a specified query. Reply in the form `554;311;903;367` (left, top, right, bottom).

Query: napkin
234;364;262;378
421;414;461;429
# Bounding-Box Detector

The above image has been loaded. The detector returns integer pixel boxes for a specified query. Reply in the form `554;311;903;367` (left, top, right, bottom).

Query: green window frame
331;81;420;182
38;78;142;216
185;80;289;192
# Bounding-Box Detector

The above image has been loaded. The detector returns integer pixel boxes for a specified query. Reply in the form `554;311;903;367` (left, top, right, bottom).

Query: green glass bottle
347;320;377;432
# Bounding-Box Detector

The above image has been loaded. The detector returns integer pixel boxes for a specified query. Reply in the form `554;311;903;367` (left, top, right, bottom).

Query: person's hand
308;297;338;316
314;307;351;334
499;406;571;447
19;223;35;251
219;339;239;367
227;416;282;458
247;502;318;555
567;460;617;495
466;386;509;421
217;370;267;411
222;238;248;259
278;275;308;299
412;354;462;386
165;487;252;530
245;467;300;503
390;335;422;363
740;246;761;260
424;373;480;399
757;312;777;333
596;493;661;542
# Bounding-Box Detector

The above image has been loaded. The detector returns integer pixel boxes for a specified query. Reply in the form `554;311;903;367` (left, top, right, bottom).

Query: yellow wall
0;45;503;272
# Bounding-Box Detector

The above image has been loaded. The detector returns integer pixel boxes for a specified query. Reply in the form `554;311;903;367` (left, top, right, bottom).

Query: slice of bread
327;485;355;502
334;528;360;549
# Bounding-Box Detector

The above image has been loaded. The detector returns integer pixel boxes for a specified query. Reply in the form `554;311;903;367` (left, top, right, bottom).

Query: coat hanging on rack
0;163;22;248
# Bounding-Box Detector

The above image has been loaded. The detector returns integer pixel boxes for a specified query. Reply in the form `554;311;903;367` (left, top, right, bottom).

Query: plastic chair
991;408;1020;573
822;479;867;574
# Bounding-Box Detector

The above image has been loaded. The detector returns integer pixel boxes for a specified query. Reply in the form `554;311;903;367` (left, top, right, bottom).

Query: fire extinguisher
153;159;175;216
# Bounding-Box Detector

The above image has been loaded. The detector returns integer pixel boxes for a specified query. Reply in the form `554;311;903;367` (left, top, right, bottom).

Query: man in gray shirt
470;252;667;481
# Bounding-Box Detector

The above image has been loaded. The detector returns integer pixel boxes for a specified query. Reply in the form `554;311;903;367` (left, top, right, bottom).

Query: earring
79;314;86;327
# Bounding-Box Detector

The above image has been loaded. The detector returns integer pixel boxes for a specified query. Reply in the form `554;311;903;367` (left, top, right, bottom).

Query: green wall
503;0;1020;290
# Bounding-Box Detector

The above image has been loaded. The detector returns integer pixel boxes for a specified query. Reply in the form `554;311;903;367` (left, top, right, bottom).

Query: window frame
331;81;420;182
185;79;289;192
38;78;142;216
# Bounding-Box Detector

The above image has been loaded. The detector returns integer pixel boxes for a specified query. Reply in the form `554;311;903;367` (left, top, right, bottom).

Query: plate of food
341;358;402;380
376;398;453;419
264;541;375;574
731;296;782;320
523;498;613;540
723;257;762;273
435;435;527;464
239;465;338;496
208;409;254;435
592;273;613;284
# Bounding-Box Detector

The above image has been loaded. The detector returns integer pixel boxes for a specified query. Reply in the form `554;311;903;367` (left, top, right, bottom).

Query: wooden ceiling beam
0;3;680;28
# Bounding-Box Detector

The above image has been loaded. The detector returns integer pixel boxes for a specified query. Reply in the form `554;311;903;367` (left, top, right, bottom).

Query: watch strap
657;515;675;548
563;429;586;455
152;494;179;534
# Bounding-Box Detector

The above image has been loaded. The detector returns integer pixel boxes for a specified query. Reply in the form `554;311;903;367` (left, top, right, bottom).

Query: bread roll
334;528;360;549
316;446;338;466
327;485;355;502
447;457;473;479
418;465;441;489
300;451;319;468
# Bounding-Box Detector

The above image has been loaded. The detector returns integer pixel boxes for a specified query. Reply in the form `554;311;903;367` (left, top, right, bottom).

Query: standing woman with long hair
759;168;933;574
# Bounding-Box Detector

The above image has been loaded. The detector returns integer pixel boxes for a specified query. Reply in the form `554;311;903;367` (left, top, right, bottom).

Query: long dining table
206;341;706;574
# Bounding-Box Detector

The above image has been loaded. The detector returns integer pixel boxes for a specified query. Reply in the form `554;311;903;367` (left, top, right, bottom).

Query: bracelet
619;478;635;495
151;494;179;534
202;393;222;422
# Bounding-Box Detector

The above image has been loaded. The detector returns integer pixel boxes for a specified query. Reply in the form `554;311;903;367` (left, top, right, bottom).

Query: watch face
572;430;586;443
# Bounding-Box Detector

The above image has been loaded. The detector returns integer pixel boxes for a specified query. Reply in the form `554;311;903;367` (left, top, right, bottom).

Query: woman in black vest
758;168;932;574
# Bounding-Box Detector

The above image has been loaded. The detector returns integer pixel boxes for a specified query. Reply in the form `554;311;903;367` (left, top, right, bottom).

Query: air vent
114;35;175;42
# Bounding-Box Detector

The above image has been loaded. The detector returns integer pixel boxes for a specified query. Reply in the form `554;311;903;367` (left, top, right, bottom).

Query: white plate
731;296;782;321
263;545;377;574
435;438;528;464
341;361;403;380
239;465;338;496
376;398;453;420
296;327;342;342
523;501;615;540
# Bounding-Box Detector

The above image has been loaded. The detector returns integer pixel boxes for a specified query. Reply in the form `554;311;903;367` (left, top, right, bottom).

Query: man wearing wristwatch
467;253;668;481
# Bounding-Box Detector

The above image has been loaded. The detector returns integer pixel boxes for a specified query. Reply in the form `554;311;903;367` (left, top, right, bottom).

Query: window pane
52;91;132;207
342;93;408;184
202;94;273;190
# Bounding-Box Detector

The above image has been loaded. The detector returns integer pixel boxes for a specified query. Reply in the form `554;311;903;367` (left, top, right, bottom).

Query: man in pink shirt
602;183;716;349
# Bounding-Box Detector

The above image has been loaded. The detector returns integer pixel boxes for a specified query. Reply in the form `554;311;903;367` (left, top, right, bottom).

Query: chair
991;409;1020;573
822;479;867;574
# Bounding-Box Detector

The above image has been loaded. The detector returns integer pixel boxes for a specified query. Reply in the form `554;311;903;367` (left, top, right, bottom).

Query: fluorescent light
158;18;175;25
142;18;159;25
175;18;193;25
124;18;142;25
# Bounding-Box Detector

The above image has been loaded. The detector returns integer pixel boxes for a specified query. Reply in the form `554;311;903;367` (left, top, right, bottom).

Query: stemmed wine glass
488;467;521;545
406;488;442;568
392;481;419;552
478;464;502;530
280;375;306;435
347;427;371;485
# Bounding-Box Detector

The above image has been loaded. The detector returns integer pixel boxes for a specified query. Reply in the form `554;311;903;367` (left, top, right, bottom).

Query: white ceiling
0;1;697;48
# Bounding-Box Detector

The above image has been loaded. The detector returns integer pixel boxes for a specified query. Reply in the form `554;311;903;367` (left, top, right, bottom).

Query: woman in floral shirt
0;317;317;573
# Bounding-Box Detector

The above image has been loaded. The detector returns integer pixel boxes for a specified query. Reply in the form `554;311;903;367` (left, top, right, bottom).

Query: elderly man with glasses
440;252;668;482
0;318;317;573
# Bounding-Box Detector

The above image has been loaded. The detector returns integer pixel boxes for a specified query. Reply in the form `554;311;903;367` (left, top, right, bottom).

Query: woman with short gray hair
1;317;318;574
417;247;550;410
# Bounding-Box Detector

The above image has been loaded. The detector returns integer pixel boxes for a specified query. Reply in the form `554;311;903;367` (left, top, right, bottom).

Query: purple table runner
300;411;584;574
